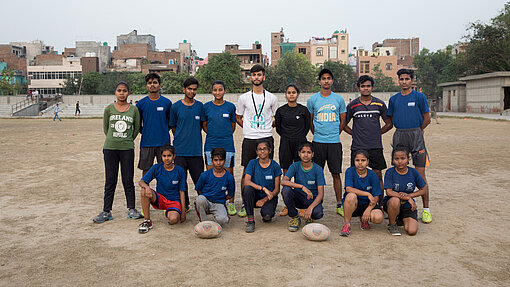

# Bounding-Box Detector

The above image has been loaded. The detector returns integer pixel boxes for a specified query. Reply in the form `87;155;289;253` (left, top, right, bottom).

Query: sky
1;0;507;61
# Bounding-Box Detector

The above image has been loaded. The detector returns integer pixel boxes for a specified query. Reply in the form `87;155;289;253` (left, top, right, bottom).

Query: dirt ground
0;117;509;287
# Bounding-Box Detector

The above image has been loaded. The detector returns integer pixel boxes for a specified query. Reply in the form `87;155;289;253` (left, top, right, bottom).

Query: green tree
265;50;317;93
321;60;356;92
195;52;243;93
372;64;399;92
81;71;102;94
160;71;189;94
61;75;81;95
0;69;17;95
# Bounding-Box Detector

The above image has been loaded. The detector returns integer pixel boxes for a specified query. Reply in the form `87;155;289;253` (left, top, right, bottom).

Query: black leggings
103;149;135;212
174;156;204;208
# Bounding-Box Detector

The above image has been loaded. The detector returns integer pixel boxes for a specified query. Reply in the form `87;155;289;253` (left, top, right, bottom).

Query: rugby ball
302;223;330;241
194;221;222;239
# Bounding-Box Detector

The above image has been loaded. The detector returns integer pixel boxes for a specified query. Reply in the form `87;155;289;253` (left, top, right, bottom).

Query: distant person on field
93;82;142;223
387;68;432;223
194;147;235;226
53;103;62;121
136;73;172;176
75;101;81;116
431;99;440;124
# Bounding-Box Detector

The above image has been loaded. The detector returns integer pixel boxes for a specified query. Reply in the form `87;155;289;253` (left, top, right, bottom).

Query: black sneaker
262;215;272;222
127;208;143;219
138;219;153;234
93;211;112;223
245;221;255;233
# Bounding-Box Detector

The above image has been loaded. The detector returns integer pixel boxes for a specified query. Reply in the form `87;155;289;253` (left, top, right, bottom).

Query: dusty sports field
0;117;509;286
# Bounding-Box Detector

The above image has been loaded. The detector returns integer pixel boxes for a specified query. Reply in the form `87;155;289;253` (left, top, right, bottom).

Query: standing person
169;77;205;212
344;75;392;201
93;82;142;223
242;140;282;233
136;73;172;176
307;68;347;216
236;64;278;217
53;103;62;121
387;68;432;223
75;101;81;116
431;99;440;124
203;80;237;215
275;84;310;216
34;89;39;100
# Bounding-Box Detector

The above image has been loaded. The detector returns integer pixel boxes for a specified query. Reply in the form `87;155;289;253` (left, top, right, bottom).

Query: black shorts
279;137;307;170
312;142;343;174
382;197;418;221
174;156;204;185
138;146;164;171
352;203;382;217
350;149;387;171
393;128;430;168
241;136;274;167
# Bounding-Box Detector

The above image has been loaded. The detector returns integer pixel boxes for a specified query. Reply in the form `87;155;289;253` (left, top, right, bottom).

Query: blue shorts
204;151;235;168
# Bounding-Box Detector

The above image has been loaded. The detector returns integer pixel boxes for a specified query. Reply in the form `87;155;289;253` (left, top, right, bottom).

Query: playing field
0;117;509;286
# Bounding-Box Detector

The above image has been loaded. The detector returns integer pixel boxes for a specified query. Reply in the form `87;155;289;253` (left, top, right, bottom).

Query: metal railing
11;97;38;115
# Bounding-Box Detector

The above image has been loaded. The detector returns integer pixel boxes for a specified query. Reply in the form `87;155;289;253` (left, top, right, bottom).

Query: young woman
242;140;282;233
202;80;237;215
93;82;142;223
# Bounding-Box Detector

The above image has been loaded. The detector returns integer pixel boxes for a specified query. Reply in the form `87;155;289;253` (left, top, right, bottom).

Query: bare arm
421;112;431;131
231;121;236;133
236;114;243;128
309;113;315;134
339;112;347;135
170;126;176;135
381;117;393;134
201;121;207;133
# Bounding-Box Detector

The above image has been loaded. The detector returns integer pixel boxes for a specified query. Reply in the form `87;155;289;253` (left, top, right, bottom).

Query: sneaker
305;218;314;224
336;205;344;216
360;221;371;230
340;223;351;237
387;224;401;236
138;219;153;234
279;206;288;216
127;208;143;219
93;211;112;223
288;217;301;232
238;205;247;217
245;221;255;233
262;215;272;222
185;205;191;213
227;203;237;216
422;210;432;223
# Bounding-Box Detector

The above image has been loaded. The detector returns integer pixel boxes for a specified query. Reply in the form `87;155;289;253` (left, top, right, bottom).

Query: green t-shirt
103;104;140;150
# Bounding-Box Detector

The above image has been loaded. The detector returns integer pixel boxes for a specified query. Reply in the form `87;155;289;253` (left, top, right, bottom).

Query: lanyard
251;90;266;128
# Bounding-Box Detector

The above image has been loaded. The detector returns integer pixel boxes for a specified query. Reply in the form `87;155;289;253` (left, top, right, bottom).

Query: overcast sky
1;0;507;60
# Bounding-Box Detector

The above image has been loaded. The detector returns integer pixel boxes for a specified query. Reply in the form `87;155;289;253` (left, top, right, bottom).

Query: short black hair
356;75;374;87
161;143;176;155
145;73;161;84
116;81;130;92
212;80;226;90
353;149;369;160
392;146;410;161
298;141;313;153
250;64;265;75
183;77;199;88
256;139;272;151
211;147;226;160
285;83;300;94
397;68;414;79
318;68;334;81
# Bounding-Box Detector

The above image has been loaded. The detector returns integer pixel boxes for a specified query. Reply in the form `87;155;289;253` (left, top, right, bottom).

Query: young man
344;75;392;197
136;73;172;176
194;148;235;226
138;145;186;233
169;77;205;212
236;64;278;217
431;99;440;124
75;101;81;116
387;68;433;223
53;103;62;121
306;68;346;216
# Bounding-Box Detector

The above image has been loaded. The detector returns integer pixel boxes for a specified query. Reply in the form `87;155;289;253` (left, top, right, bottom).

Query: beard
252;79;264;86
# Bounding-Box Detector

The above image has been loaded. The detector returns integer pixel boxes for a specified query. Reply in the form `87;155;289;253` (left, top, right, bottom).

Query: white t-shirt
236;89;278;139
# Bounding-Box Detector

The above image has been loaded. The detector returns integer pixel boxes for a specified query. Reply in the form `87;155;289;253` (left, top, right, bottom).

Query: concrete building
28;56;82;95
110;43;180;73
63;41;111;73
10;40;54;66
438;81;466;112
355;47;402;84
117;30;156;51
271;28;349;66
0;44;27;84
166;40;198;74
372;38;419;67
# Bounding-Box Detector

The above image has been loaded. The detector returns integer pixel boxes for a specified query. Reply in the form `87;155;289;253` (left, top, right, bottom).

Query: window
274;50;277;53
341;36;346;40
341;50;346;54
298;48;307;54
385;63;392;70
360;61;370;73
316;47;323;56
329;47;337;59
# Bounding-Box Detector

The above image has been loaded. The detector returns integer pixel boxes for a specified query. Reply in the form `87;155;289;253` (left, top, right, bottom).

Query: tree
321;60;356;92
81;71;102;94
0;69;17;95
195;52;243;93
160;71;189;94
61;75;81;95
264;50;317;93
372;64;399;93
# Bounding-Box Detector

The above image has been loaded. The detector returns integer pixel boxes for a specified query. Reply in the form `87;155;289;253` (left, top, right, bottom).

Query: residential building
28;56;82;95
372;38;419;67
355;47;402;84
165;40;199;74
63;41;111;73
117;30;156;51
110;43;180;74
0;44;27;85
10;40;54;66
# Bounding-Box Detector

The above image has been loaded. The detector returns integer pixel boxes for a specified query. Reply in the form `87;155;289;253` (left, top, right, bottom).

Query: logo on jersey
406;183;414;191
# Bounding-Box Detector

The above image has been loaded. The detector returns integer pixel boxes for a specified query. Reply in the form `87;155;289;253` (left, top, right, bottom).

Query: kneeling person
281;142;325;232
194;148;235;226
340;150;384;237
138;145;186;233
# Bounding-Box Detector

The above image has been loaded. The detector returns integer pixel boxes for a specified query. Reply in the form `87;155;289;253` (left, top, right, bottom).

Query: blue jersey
307;92;346;143
169;100;205;156
384;166;426;209
387;90;429;129
245;159;282;198
195;169;235;204
285;162;326;197
343;167;382;205
136;95;172;147
203;101;236;152
141;163;186;202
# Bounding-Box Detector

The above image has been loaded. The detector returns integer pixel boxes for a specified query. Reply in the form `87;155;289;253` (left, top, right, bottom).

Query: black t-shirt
346;96;388;150
275;103;310;140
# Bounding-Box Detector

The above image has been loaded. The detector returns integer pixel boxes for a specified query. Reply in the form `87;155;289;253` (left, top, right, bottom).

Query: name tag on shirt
157;107;164;111
307;180;315;185
265;175;273;180
367;186;372;190
222;186;227;190
195;116;200;120
172;180;179;184
408;102;415;107
223;113;229;118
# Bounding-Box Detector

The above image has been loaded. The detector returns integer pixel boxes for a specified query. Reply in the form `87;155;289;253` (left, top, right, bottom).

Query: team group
94;64;433;237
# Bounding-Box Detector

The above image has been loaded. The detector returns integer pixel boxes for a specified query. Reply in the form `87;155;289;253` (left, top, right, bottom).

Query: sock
248;216;255;222
228;202;234;206
337;201;342;208
343;222;350;225
423;208;430;212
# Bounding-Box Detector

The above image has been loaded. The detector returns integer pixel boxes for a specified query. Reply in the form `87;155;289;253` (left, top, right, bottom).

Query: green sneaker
305;218;314;224
238;205;246;217
228;203;237;216
422;210;432;223
336;205;344;216
288;217;301;232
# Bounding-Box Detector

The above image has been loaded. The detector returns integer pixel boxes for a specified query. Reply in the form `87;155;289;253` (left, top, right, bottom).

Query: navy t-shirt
169;100;205;156
346;96;388;150
387;90;429;129
203;101;236;152
141;163;186;202
245;159;282;198
383;166;426;209
342;166;382;205
136;95;172;147
195;169;235;204
285;162;326;197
